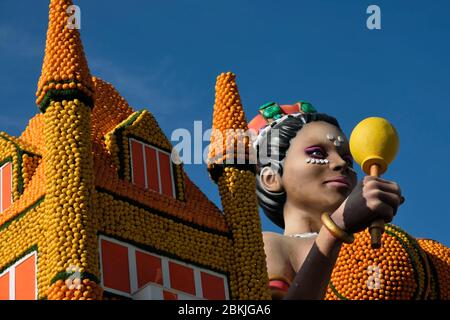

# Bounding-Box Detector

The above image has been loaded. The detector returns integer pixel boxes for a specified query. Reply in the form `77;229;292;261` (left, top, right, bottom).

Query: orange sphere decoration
326;224;431;300
417;239;450;300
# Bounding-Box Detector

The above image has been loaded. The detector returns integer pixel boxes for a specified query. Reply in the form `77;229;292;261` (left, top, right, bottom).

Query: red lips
324;176;350;187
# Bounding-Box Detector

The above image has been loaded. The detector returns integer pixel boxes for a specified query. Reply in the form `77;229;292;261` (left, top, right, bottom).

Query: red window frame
0;162;13;213
0;252;37;300
100;239;131;294
129;139;175;198
99;236;230;300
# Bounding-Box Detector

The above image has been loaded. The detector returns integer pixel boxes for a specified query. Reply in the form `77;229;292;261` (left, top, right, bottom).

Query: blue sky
0;0;449;245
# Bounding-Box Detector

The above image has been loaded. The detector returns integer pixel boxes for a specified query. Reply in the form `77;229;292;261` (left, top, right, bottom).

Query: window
99;236;229;300
129;139;175;198
0;162;12;213
0;252;37;300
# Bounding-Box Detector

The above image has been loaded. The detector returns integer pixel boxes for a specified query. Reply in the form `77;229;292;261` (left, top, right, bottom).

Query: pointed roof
17;77;229;234
207;72;254;181
4;1;229;234
36;0;94;111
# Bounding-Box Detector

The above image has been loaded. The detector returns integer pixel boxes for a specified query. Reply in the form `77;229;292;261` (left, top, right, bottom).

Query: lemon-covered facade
0;0;270;300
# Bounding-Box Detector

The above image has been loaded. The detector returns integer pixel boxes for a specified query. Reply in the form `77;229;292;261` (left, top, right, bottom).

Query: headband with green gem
248;101;317;139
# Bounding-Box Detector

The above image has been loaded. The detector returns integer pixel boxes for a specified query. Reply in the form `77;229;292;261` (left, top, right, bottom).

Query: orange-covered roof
18;77;228;233
91;77;134;141
89;78;228;232
20;114;46;155
7;0;228;234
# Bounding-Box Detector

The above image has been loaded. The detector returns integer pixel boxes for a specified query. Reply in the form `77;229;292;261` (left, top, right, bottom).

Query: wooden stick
369;164;385;249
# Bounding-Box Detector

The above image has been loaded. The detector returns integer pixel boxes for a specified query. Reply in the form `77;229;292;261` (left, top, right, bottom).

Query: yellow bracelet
321;213;355;244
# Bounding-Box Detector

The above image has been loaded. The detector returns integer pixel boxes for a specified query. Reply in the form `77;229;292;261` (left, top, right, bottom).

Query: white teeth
305;158;311;163
311;159;316;164
337;136;344;142
327;134;335;141
324;159;329;164
320;159;325;164
334;140;341;147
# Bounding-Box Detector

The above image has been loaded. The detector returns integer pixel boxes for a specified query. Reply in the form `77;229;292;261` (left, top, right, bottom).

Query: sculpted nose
329;154;349;172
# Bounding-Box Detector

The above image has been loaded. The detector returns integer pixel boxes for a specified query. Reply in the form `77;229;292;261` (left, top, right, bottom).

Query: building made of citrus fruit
0;0;270;300
0;0;448;301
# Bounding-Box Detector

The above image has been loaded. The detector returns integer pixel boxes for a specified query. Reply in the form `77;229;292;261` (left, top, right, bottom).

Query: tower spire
36;0;94;112
207;72;254;181
207;72;270;299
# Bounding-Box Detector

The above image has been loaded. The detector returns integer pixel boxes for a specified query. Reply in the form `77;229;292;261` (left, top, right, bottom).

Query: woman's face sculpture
263;121;358;215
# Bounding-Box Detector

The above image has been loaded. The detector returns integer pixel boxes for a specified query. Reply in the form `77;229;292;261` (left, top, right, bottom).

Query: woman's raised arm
285;176;402;300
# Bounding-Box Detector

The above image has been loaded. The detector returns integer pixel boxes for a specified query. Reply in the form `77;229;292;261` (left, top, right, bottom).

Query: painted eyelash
305;147;327;158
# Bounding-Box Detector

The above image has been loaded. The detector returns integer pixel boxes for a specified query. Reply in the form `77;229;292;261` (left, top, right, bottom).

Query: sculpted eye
305;146;326;159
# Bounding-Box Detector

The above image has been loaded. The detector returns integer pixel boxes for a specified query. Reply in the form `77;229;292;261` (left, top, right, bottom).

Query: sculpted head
252;103;357;229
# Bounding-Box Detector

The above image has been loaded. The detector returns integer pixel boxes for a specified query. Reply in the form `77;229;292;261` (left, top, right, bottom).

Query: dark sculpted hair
255;113;341;229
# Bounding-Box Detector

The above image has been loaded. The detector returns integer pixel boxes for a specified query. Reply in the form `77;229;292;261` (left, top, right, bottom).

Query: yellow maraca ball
349;117;399;175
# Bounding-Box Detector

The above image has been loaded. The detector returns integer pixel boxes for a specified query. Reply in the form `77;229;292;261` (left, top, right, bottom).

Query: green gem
301;102;317;113
259;101;277;110
273;114;283;120
262;104;283;120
